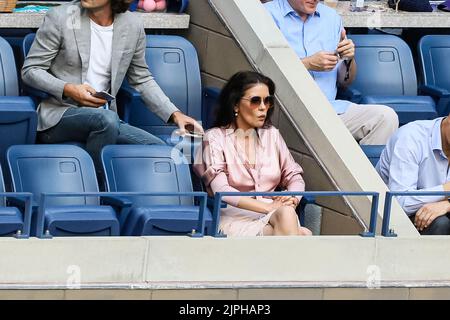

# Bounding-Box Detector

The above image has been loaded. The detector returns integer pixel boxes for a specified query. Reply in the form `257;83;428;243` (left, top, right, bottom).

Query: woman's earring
234;110;238;117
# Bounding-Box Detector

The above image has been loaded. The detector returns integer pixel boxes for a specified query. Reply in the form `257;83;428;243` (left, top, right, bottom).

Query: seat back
0;101;37;190
7;145;99;206
360;145;385;167
0;36;19;96
0;35;37;190
101;145;194;206
124;35;202;136
202;87;221;130
418;35;450;91
348;34;417;96
167;0;189;12
0;165;6;206
22;33;34;62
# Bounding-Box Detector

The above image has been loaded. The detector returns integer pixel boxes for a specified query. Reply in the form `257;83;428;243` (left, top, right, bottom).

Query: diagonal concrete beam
208;0;417;236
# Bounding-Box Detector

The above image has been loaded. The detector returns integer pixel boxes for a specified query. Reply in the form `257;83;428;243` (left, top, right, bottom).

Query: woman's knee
272;206;299;226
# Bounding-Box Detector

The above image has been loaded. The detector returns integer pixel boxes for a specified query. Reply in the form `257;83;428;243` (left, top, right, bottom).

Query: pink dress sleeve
276;130;305;199
193;130;242;207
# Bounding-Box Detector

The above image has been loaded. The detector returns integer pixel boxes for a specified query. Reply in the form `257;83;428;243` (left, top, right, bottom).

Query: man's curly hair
111;0;134;14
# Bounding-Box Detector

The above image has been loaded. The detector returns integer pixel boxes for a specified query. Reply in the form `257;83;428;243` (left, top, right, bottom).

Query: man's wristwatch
344;58;353;81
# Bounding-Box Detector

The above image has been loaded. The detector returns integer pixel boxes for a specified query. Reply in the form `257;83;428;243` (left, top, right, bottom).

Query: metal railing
212;191;379;238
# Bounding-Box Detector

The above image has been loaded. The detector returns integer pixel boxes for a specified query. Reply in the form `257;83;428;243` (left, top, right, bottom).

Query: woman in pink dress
194;71;312;237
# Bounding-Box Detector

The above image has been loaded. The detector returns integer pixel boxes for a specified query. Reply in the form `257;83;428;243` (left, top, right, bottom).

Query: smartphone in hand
92;91;115;102
174;129;204;139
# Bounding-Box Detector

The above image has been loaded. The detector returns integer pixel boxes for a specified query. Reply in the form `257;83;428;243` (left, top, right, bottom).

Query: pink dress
193;126;305;236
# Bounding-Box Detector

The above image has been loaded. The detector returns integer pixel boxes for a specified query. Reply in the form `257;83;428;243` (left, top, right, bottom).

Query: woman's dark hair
213;71;276;128
111;0;133;14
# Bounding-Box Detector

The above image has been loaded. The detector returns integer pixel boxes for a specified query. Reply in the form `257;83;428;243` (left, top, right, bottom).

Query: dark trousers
409;213;450;235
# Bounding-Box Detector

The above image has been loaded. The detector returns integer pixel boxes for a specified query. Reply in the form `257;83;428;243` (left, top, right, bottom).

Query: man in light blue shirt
264;0;398;145
377;117;450;235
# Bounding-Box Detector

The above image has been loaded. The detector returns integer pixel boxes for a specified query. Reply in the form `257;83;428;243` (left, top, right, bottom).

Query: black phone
92;91;115;102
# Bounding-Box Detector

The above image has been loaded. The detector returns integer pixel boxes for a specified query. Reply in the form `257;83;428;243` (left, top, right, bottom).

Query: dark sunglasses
241;95;275;108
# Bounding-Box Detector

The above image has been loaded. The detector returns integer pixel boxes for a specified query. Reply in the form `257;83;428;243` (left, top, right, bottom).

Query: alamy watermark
366;264;381;289
66;264;81;289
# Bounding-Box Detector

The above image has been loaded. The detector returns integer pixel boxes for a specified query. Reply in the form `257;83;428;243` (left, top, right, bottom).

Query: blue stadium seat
343;34;437;125
361;145;385;167
118;35;202;143
7;145;120;238
21;33;50;104
202;87;221;130
0;164;33;238
0;36;37;190
101;145;212;236
167;0;189;13
418;35;450;117
0;36;20;97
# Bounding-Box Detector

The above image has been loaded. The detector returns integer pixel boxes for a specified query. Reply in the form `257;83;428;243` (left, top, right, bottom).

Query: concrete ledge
3;286;450;299
0;12;190;29
337;0;450;28
0;236;450;289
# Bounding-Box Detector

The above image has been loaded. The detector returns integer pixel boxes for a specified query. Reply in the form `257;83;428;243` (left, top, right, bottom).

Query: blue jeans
37;107;165;170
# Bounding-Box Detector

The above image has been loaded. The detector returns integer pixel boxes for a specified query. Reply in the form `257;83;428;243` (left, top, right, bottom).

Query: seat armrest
101;196;133;208
0;96;36;110
419;85;450;99
117;85;141;122
23;85;50;100
7;196;38;210
300;194;316;206
337;87;362;103
118;85;141;99
207;196;227;209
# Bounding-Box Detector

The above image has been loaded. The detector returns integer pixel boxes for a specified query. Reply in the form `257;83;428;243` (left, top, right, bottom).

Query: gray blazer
22;1;179;131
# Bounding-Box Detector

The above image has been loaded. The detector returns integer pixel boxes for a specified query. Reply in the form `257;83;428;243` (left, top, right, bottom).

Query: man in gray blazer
22;0;203;170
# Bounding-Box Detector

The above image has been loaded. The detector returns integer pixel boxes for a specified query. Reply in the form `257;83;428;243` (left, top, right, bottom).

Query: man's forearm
22;67;66;100
398;183;450;215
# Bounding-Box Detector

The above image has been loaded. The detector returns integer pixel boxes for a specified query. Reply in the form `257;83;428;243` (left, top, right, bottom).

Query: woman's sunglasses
240;95;275;108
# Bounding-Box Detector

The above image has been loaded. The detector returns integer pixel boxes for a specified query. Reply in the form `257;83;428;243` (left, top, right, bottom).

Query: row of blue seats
0;142;440;239
340;34;450;126
1;143;396;239
1;144;214;238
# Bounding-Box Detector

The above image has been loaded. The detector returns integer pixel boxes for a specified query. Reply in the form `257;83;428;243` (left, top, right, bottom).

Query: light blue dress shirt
376;117;450;215
264;0;350;114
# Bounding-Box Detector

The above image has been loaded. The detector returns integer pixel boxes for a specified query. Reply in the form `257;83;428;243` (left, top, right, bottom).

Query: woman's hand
266;197;285;212
266;196;299;212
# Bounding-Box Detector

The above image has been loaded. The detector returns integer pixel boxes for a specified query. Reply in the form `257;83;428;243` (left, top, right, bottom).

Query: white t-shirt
85;19;113;93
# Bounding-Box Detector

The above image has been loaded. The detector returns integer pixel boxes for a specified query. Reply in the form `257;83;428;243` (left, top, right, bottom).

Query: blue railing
1;192;33;238
38;192;207;239
212;191;379;238
383;191;450;237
